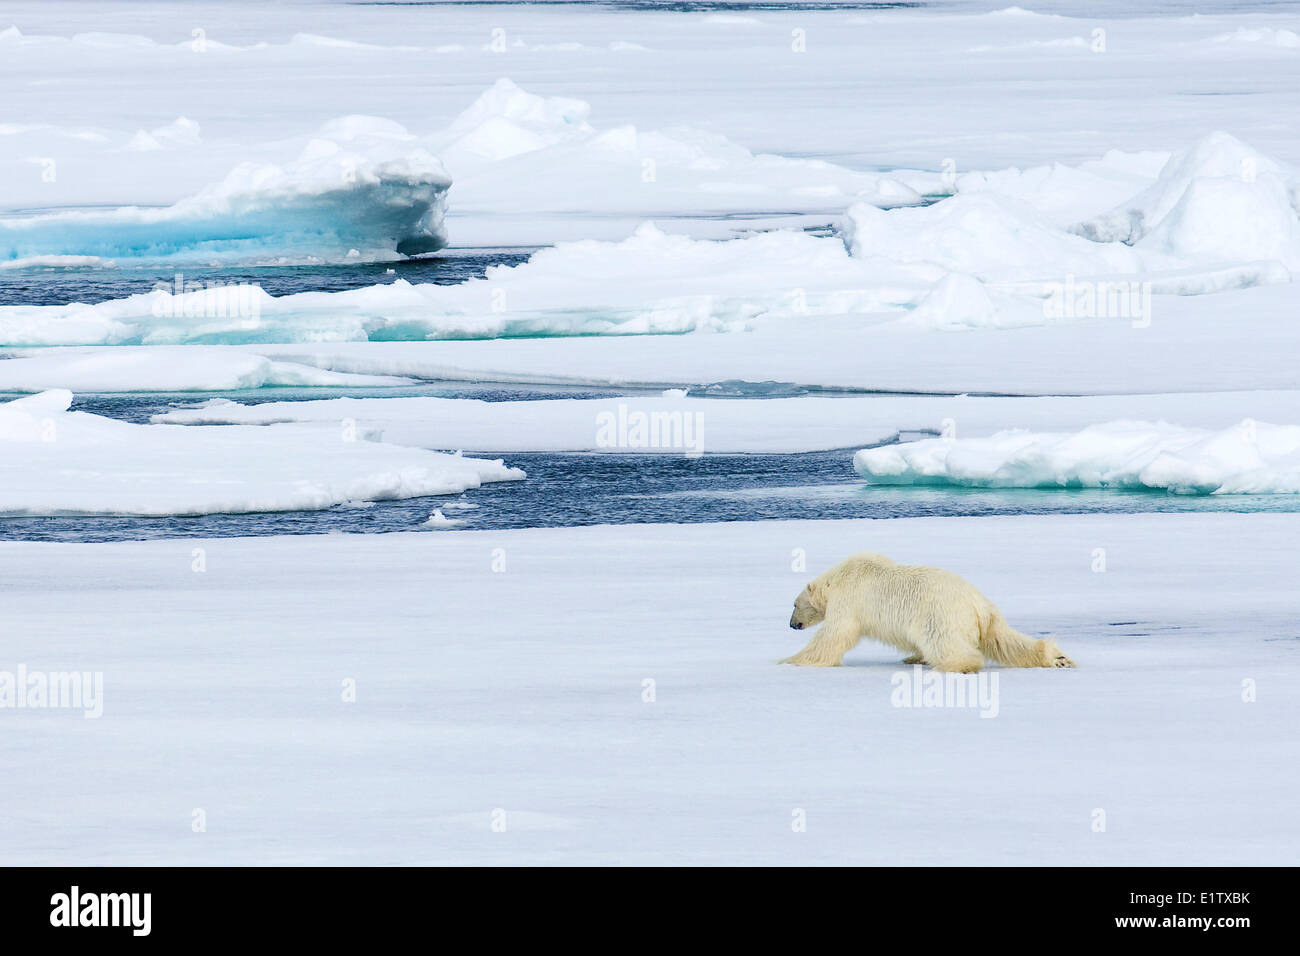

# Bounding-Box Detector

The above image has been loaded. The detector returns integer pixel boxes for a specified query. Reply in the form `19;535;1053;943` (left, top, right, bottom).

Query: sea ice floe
854;420;1300;495
427;78;925;245
150;392;904;454
421;508;465;529
0;77;925;262
0;222;920;345
0;390;523;515
1;106;1295;344
845;191;1149;283
0;121;450;265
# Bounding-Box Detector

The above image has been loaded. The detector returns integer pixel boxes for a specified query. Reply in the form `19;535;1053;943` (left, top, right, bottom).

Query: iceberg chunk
1073;131;1300;268
0;123;451;265
854;420;1300;495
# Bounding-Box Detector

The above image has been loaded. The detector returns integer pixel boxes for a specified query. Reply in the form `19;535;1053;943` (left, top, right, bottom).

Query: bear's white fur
782;552;1075;672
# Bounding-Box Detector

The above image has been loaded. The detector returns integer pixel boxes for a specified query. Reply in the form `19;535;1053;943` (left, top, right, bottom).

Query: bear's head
789;580;827;630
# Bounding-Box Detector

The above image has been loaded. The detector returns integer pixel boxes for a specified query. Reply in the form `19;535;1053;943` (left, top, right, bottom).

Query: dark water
610;0;1295;13
3;391;1298;543
3;449;1297;544
352;0;1298;16
0;251;532;307
61;383;629;424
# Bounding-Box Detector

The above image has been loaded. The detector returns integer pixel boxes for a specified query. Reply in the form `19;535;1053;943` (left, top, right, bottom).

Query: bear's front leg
780;621;861;667
902;654;927;665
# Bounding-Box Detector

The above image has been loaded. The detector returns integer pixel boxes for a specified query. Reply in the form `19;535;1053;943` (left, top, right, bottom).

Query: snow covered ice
855;420;1300;495
3;129;1296;344
1;0;1298;871
1;222;909;344
3;514;1297;865
0;346;413;391
0;390;522;515
1;120;451;265
149;390;1300;456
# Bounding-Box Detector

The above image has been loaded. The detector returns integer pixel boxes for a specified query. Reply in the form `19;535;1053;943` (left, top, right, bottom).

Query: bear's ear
806;579;828;608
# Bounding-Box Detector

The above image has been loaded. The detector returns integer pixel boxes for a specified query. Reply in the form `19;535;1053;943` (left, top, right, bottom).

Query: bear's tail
979;610;1076;668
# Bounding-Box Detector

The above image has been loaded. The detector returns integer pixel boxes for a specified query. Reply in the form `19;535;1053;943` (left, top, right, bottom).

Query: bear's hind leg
915;619;984;673
930;647;984;674
1042;638;1076;668
909;619;982;673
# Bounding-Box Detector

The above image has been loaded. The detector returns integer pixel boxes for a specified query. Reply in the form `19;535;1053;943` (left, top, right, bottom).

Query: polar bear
782;552;1075;672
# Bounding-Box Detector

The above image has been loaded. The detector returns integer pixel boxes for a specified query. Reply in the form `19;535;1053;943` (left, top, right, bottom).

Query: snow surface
192;271;1295;397
0;347;413;392
0;390;522;515
425;78;924;246
151;390;1300;456
4;2;1299;216
1;513;1295;865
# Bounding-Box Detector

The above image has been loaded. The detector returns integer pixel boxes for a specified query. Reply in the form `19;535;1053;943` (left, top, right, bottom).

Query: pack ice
0;390;522;515
3;127;1295;345
854;420;1300;495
